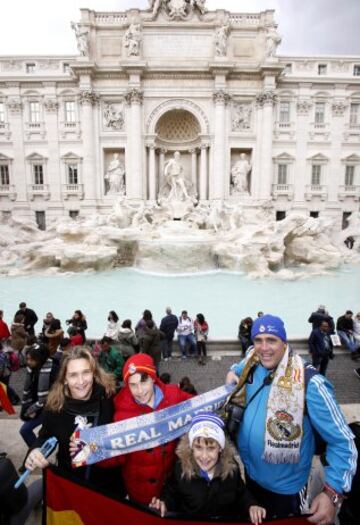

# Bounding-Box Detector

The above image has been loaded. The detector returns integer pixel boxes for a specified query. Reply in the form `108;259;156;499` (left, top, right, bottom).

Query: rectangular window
26;63;36;73
342;211;352;230
277;164;288;185
350;103;359;126
310;211;319;218
63;63;70;73
67;164;78;185
311;165;321;185
315;102;325;124
69;210;79;219
35;211;46;231
354;65;360;76
2;211;11;222
33;164;44;185
0;165;10;185
29;101;40;123
279;101;290;123
0;102;5;123
284;63;292;74
276;211;286;221
65;101;76;123
345;165;355;186
318;64;327;75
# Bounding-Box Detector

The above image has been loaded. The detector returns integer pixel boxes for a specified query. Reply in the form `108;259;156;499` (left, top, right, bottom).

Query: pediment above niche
341;154;360;164
307;153;329;162
273;152;295;162
61;151;82;160
0;153;13;161
25;152;48;161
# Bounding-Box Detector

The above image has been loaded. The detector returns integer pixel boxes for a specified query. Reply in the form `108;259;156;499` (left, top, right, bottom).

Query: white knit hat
188;412;225;450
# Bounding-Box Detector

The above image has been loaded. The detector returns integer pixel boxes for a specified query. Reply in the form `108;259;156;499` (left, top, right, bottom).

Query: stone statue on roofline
264;25;282;60
71;22;90;57
123;23;142;57
148;0;207;20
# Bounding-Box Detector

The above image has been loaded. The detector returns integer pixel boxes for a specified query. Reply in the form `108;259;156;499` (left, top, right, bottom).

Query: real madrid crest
267;410;301;441
128;363;137;374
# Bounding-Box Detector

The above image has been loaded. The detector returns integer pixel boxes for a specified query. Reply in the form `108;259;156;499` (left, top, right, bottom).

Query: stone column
190;149;197;189
6;94;27;203
256;90;276;200
148;145;156;201
43;93;61;203
294;99;312;204
126;88;143;199
80;89;98;201
211;90;230;200
200;144;208;200
159;148;167;194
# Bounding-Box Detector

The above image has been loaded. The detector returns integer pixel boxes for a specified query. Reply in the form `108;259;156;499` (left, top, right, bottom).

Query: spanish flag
44;467;310;525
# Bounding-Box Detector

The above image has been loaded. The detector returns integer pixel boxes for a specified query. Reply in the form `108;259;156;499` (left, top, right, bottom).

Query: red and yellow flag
45;467;310;525
0;381;15;415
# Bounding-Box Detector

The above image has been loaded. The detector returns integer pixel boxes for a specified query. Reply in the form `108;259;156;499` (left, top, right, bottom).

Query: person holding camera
225;314;357;525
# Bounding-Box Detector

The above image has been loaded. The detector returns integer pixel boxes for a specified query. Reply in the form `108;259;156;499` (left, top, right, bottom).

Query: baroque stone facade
0;1;359;229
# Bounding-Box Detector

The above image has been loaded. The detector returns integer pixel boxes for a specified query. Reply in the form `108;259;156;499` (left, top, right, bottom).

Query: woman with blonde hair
25;346;123;491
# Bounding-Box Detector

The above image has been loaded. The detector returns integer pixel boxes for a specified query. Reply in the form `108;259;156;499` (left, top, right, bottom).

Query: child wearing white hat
150;412;266;523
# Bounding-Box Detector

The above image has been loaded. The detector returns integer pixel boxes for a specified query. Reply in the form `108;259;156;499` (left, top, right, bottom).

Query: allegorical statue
105;154;125;195
214;24;230;57
149;0;206;20
123;23;142;57
71;22;90;57
163;151;190;201
231;153;251;194
264;25;282;59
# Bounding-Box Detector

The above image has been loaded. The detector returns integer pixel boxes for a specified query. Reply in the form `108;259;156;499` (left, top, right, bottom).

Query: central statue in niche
164;151;190;200
158;151;196;219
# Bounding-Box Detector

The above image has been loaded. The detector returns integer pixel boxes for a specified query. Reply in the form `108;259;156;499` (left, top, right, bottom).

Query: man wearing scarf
226;314;357;525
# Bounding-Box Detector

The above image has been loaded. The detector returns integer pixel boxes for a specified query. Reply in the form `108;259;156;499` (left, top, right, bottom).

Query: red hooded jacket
113;380;192;505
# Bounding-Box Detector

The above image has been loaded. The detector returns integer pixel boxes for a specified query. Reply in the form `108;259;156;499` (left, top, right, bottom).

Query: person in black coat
150;412;265;523
25;347;123;494
308;320;334;376
66;309;87;343
159;307;179;360
308;305;335;333
15;302;38;336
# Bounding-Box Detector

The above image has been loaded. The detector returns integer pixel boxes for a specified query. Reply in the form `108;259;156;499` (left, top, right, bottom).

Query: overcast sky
0;0;359;57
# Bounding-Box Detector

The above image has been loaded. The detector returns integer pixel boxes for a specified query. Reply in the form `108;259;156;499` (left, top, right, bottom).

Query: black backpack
0;456;28;519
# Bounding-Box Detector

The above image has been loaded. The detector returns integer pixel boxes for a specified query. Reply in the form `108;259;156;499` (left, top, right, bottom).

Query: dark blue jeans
19;412;44;448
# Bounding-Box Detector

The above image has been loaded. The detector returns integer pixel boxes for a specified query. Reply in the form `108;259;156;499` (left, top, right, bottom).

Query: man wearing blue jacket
226;314;357;525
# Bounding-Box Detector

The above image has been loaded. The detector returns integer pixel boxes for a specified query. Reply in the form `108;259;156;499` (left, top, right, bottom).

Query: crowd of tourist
0;302;359;525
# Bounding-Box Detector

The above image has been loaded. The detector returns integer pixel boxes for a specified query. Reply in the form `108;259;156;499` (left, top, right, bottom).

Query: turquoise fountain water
1;266;359;339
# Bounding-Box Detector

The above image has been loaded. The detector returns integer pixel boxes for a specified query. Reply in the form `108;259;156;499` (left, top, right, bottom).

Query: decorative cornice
213;90;231;105
44;98;59;112
296;99;313;116
256;90;277;107
125;88;143;105
6;98;23;113
79;89;99;106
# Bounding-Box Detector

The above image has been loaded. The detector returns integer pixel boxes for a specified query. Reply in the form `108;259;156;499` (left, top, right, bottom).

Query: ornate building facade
0;1;359;229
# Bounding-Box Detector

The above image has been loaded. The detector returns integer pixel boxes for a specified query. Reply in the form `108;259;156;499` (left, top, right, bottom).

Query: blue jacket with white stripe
230;358;357;495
